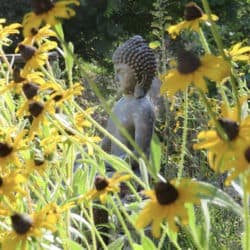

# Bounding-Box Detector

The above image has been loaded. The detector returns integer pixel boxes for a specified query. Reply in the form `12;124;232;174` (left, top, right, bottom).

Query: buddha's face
114;63;137;95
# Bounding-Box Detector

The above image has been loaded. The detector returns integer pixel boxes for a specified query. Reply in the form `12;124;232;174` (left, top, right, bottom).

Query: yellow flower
80;172;131;204
25;158;49;176
18;41;57;75
20;24;57;46
225;42;250;62
0;129;27;170
194;114;250;172
167;2;218;39
0;172;26;201
23;0;80;37
1;202;72;250
0;68;45;95
17;98;55;140
0;22;21;46
135;179;202;238
40;129;63;156
49;82;83;106
160;50;230;96
74;108;95;129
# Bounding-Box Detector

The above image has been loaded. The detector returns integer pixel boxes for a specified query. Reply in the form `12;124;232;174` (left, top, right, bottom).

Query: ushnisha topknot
112;35;157;87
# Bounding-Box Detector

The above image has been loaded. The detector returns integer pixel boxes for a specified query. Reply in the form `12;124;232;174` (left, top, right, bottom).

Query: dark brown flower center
244;147;250;163
13;67;25;83
31;0;55;15
22;83;39;99
0;143;13;157
177;50;201;74
29;101;44;117
19;44;36;62
53;94;63;102
95;176;109;191
11;213;33;234
34;159;45;166
155;182;179;205
0;177;3;186
184;2;203;21
31;28;38;36
218;118;239;141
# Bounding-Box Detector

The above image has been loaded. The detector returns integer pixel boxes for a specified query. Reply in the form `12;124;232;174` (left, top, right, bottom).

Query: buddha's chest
112;98;138;129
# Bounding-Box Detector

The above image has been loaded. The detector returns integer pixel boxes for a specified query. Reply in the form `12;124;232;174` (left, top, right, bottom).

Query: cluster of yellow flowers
160;2;250;190
0;1;102;249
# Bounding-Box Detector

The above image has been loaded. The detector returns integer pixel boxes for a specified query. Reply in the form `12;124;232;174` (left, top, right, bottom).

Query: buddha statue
101;35;157;172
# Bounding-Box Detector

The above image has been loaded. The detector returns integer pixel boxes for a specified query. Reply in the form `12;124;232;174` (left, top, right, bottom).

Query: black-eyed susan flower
40;128;63;156
225;42;250;62
135;179;202;238
49;82;83;106
23;0;80;37
194;113;250;172
74;108;95;130
25;156;49;176
1;202;73;250
167;2;218;39
0;68;45;95
21;24;57;46
17;98;55;140
0;172;26;201
80;172;131;204
0;129;27;169
18;41;57;75
160;49;230;96
28;100;55;139
0;22;21;46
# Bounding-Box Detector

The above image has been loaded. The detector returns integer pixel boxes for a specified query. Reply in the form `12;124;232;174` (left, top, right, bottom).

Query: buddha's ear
134;74;146;98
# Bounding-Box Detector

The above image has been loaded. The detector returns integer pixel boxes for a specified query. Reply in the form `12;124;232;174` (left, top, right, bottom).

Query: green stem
109;197;135;249
201;0;226;58
198;28;211;54
177;89;188;182
114;193;138;231
158;225;168;249
243;176;250;250
89;204;97;250
197;88;228;141
230;72;241;122
81;205;108;250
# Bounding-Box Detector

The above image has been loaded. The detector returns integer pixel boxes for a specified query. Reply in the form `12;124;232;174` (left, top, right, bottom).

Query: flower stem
230;72;241;122
109;197;135;249
177;88;188;182
201;0;226;58
81;205;108;250
243;176;250;250
198;28;211;54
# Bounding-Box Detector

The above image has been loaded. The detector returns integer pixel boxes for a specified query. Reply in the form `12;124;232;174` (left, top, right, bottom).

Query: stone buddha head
112;35;157;98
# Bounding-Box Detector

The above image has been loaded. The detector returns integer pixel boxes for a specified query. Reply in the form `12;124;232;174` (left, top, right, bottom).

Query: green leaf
132;243;144;250
64;239;83;250
197;181;242;216
141;236;157;249
107;237;124;250
53;23;64;40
